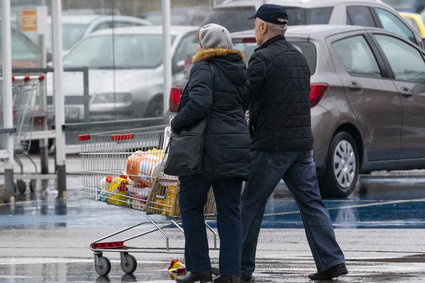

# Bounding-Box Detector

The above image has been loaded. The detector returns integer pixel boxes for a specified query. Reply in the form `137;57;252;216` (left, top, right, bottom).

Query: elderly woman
171;23;251;283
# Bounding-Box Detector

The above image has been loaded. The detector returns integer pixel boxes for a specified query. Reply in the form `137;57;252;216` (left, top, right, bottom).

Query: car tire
319;131;359;198
144;95;163;117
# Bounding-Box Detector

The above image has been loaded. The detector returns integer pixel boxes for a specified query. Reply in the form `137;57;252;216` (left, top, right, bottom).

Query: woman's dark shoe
213;275;240;283
176;271;212;283
308;263;348;280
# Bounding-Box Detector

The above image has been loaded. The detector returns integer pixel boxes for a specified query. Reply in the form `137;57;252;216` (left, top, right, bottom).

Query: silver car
203;0;425;49
231;25;425;197
58;26;198;122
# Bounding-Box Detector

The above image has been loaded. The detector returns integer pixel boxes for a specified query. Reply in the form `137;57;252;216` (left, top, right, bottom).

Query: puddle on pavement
2;175;425;229
2;256;424;282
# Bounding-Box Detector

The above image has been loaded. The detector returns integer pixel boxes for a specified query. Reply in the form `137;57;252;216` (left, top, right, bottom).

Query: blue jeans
240;151;345;277
179;174;243;276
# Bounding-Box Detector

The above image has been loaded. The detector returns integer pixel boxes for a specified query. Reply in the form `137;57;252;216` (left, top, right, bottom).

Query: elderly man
240;4;348;282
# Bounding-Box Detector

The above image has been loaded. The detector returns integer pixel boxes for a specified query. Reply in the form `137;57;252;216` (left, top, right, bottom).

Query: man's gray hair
266;22;288;34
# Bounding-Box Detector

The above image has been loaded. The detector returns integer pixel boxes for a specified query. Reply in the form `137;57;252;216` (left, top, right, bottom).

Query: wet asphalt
1;158;425;282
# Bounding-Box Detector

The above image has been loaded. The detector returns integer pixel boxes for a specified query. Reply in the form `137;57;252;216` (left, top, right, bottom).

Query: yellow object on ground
168;259;186;280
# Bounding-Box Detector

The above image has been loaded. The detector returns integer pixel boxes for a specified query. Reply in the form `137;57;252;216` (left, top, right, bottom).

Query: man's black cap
248;4;288;25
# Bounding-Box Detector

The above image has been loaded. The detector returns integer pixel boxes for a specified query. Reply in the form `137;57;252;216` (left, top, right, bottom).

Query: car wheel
319;131;359;198
144;95;163;117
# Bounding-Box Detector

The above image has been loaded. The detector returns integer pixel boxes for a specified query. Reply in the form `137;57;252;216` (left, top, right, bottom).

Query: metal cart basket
79;124;217;276
1;74;47;193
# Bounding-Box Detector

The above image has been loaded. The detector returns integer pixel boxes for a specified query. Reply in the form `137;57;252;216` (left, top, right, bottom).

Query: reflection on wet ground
0;260;175;283
1;175;425;282
2;175;425;230
263;175;425;229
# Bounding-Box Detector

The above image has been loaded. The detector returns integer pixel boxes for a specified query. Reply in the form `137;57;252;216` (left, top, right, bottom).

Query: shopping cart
79;124;217;276
1;75;46;193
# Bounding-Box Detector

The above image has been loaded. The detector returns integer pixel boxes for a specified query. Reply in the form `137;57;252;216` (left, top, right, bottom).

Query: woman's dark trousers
179;174;243;276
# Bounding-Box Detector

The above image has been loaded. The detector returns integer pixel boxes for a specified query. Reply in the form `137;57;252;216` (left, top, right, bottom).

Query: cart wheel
120;253;137;274
16;179;26;194
94;255;111;276
29;179;36;193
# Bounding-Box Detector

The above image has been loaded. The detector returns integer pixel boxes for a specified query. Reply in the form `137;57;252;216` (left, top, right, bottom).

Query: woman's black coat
171;48;251;180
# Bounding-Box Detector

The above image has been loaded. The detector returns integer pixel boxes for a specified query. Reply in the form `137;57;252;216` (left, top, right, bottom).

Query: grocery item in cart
98;176;113;200
106;176;129;206
126;149;164;186
128;184;152;210
130;195;148;210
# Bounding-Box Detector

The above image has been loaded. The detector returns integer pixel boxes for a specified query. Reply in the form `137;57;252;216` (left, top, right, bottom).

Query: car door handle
348;82;362;92
400;87;412;98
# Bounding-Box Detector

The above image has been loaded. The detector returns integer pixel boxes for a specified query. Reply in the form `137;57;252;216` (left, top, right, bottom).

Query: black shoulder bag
163;64;214;176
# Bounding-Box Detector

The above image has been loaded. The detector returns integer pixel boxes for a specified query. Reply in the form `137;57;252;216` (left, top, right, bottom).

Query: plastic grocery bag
126;149;164;186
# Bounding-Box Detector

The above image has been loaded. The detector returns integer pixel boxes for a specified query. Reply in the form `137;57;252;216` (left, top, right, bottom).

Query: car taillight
169;86;182;112
242;37;256;43
310;83;329;108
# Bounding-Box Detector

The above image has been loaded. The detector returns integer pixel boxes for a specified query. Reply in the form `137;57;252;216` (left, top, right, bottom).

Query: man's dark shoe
240;275;253;282
176;271;212;283
308;263;348;280
213;275;240;283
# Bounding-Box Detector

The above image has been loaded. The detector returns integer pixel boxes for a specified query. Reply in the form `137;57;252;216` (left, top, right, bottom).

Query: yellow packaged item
165;185;177;216
107;177;128;206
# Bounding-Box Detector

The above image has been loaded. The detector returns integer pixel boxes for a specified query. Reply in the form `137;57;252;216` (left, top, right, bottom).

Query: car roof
217;0;388;8
59;14;150;25
90;25;198;36
231;24;387;40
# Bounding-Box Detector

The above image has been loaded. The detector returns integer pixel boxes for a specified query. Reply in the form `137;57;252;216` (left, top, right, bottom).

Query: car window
374;34;425;83
10;32;39;61
403;17;420;33
173;33;197;66
381;0;420;12
64;34;175;69
233;42;256;63
374;8;416;43
233;40;316;74
291;42;317;74
346;6;376;27
63;23;89;50
332;35;382;78
204;6;332;32
202;7;256;33
286;7;333;25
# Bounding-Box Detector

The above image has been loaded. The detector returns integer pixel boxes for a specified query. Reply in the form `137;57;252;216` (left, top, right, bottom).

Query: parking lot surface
1;166;425;282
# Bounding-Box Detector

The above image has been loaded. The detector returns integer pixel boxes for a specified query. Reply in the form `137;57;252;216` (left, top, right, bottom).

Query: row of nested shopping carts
1;75;48;193
79;124;218;276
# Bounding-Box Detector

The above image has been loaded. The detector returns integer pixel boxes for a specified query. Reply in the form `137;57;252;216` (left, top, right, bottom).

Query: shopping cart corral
1;72;57;194
79;124;217;276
